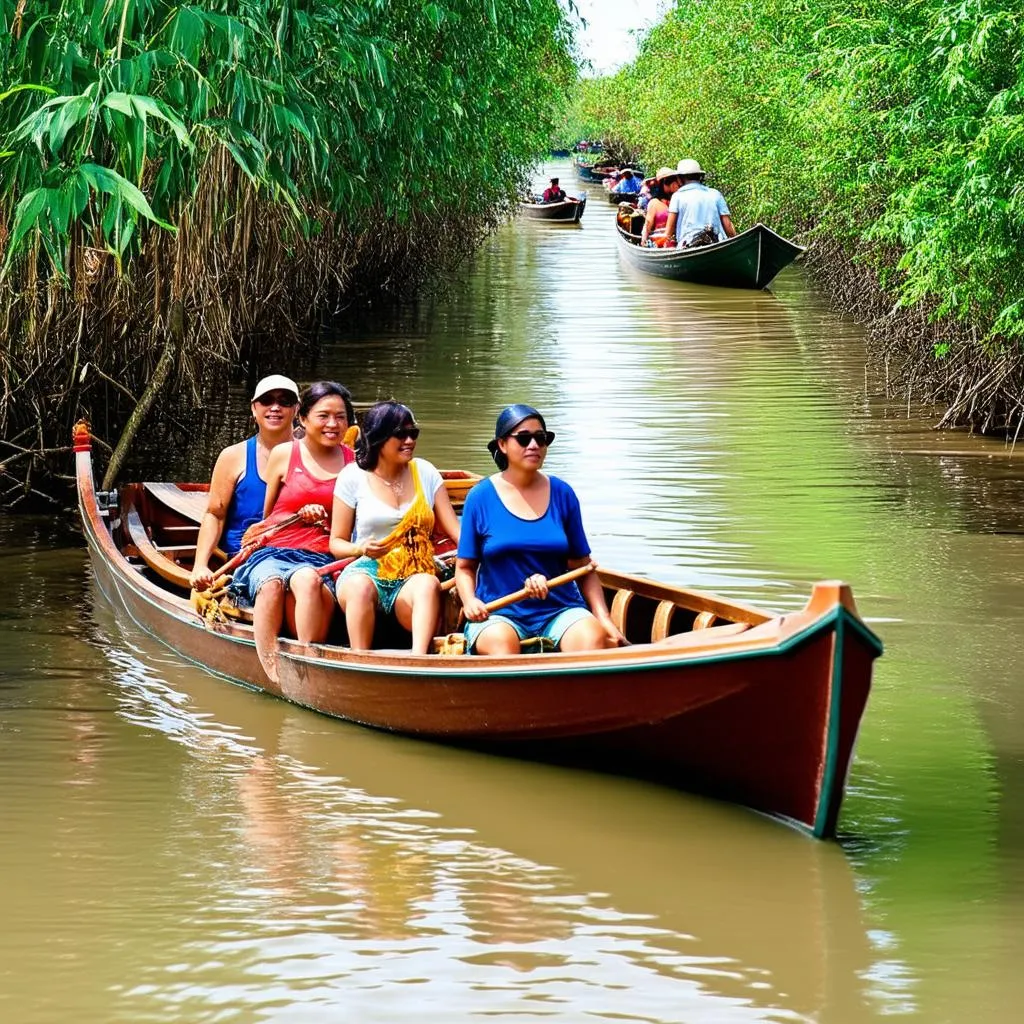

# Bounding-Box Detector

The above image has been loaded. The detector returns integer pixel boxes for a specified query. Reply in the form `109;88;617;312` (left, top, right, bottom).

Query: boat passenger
663;158;736;248
612;169;642;196
640;168;683;247
542;177;566;203
455;405;626;656
330;401;461;655
229;381;357;682
190;373;299;592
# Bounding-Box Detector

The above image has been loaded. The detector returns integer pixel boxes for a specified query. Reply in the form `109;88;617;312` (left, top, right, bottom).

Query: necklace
374;467;406;494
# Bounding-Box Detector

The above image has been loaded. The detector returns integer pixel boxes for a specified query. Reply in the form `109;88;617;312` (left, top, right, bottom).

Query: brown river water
1;161;1022;1022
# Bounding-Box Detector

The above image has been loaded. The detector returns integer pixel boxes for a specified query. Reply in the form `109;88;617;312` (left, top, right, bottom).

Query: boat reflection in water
91;598;880;1023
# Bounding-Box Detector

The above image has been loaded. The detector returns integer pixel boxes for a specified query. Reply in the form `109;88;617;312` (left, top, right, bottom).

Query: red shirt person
542;177;567;203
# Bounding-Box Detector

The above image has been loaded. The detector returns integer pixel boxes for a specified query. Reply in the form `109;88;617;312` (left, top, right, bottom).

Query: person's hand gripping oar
190;505;326;622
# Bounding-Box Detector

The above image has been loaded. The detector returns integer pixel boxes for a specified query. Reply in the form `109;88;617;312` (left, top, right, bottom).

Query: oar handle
208;511;306;585
316;557;355;578
484;563;595;613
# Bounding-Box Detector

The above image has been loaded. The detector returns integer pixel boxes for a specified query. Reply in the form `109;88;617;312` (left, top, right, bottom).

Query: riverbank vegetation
0;0;573;505
570;0;1024;434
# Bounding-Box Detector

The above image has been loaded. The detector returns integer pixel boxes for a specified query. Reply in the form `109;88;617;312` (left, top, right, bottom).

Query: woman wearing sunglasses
190;373;300;592
455;404;626;655
330;401;461;654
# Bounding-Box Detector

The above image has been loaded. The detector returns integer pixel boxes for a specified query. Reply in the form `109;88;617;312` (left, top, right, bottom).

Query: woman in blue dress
455;404;626;656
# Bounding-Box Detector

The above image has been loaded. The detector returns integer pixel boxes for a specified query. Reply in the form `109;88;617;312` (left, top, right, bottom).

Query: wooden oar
200;511;306;590
483;563;595;612
316;557;355;578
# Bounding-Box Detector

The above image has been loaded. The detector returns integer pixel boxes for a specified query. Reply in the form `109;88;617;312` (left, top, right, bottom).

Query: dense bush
573;0;1024;429
0;0;573;501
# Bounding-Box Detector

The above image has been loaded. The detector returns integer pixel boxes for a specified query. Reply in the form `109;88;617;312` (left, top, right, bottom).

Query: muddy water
1;161;1022;1022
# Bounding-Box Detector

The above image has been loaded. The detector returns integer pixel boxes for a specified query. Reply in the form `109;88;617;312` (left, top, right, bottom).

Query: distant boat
607;189;640;206
574;159;616;184
615;221;805;289
519;194;587;223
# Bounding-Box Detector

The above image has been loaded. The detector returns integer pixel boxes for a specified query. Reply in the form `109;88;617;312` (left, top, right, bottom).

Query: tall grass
0;0;574;504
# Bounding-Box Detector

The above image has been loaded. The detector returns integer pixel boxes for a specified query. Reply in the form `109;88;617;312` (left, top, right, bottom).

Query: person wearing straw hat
664;158;736;248
455;404;626;656
190;373;300;591
639;167;683;246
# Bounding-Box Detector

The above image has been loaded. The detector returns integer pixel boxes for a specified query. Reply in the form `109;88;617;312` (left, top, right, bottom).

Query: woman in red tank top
230;381;356;682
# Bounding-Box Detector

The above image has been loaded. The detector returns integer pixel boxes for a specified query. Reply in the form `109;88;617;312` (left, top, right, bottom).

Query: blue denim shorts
337;556;411;616
228;547;337;604
464;606;592;654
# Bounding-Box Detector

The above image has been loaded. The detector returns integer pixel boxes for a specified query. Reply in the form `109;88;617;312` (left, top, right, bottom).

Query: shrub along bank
0;0;573;505
571;0;1024;433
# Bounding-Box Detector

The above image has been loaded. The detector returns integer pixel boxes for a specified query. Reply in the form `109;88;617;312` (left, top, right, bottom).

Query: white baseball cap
252;374;299;403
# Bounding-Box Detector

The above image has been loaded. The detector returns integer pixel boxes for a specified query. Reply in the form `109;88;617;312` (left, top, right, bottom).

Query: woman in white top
330;401;461;653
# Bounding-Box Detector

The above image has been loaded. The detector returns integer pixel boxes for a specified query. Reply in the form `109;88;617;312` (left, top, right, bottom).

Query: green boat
615;221;805;289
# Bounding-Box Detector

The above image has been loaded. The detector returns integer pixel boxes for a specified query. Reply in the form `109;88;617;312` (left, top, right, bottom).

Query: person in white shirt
664;158;737;248
330;401;460;653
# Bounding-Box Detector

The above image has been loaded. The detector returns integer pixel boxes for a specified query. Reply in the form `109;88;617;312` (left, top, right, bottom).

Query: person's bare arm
721;214;737;237
189;444;242;590
432;484;460;546
328;496;365;560
641;205;657;244
664;210;678;247
455;558;488;621
570;556;628;646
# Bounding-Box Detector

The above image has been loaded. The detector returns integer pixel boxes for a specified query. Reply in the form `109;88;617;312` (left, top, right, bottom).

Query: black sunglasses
391;427;421;441
507;429;555;448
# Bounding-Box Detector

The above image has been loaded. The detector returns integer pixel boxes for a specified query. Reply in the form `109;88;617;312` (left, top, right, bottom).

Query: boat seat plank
124;506;193;589
609;589;634;633
650;600;677;642
143;482;208;524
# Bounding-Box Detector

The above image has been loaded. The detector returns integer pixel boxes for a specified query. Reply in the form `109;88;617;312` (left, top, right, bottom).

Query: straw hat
676;158;706;178
644;166;682;188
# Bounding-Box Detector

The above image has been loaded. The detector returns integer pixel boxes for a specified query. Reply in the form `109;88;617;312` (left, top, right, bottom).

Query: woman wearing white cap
189;373;300;591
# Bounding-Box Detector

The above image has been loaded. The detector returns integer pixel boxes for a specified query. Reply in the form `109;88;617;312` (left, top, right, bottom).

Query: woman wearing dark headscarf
455;404;626;656
330;401;460;654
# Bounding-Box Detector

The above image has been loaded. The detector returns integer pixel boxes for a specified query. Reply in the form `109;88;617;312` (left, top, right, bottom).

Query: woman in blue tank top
455;404;627;656
189;374;299;591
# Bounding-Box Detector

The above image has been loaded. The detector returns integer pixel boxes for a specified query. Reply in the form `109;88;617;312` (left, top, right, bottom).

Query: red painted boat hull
76;433;881;838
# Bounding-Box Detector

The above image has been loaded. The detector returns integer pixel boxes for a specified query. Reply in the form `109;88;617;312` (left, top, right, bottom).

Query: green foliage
0;0;574;271
0;0;575;504
572;0;1024;351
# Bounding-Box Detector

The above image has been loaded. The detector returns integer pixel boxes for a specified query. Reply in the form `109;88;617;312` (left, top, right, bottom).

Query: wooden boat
518;194;586;223
607;189;640;206
75;424;881;839
574;160;616;184
616;220;805;289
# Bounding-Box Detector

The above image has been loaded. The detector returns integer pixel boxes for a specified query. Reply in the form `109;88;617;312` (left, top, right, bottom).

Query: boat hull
76;437;880;838
519;195;586;222
616;222;805;289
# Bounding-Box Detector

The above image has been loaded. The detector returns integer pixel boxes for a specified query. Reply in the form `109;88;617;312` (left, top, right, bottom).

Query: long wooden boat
75;425;881;839
616;221;805;289
518;194;586;223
